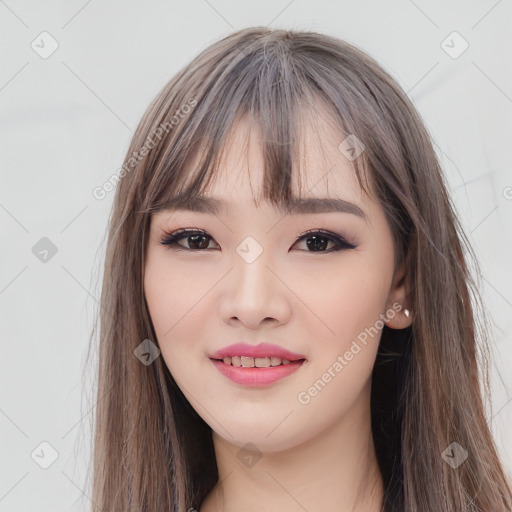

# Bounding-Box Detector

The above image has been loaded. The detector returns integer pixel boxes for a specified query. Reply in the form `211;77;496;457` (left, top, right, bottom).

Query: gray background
1;0;511;510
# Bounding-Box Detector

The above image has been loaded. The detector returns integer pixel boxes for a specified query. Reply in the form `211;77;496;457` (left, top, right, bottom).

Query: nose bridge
221;235;289;326
233;236;273;300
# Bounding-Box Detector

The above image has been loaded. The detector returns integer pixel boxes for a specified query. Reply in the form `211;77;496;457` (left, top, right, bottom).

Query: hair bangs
142;35;370;218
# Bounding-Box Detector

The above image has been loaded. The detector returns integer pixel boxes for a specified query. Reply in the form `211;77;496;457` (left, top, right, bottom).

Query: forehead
195;105;367;208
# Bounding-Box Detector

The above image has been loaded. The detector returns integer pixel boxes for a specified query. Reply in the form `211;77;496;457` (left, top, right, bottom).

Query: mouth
208;342;307;386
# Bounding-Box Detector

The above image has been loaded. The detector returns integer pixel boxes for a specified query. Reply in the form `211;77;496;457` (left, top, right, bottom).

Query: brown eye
159;229;218;251
291;230;356;253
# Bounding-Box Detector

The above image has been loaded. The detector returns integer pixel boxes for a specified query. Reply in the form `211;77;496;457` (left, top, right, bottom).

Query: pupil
307;235;328;251
189;235;209;249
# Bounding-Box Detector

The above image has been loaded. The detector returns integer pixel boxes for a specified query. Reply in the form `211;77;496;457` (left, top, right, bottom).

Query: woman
90;27;512;511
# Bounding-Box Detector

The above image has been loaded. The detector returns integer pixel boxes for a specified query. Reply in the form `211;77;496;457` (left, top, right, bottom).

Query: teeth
241;356;254;367
221;356;296;367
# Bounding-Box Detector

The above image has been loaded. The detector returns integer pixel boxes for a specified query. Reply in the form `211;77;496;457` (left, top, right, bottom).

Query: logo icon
441;441;468;469
236;236;263;264
32;237;58;263
441;31;469;59
31;32;59;59
237;442;262;468
134;339;161;365
31;441;59;469
338;134;365;161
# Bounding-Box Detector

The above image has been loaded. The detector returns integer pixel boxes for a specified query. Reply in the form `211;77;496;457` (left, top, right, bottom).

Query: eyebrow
158;195;367;221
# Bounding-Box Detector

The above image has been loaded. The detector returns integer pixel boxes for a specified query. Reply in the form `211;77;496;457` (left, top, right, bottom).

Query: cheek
143;255;219;379
294;257;390;354
290;265;389;430
144;254;215;339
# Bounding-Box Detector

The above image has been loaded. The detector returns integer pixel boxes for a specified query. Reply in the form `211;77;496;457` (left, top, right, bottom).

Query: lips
209;342;306;362
209;343;307;387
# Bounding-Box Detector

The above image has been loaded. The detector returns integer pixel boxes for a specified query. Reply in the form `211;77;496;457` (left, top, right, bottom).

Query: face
144;110;407;453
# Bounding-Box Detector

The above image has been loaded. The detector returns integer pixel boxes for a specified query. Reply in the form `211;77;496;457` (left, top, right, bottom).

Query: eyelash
158;228;357;254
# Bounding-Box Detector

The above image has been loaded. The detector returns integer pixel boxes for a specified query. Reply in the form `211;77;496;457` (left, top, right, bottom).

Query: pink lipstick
209;342;307;387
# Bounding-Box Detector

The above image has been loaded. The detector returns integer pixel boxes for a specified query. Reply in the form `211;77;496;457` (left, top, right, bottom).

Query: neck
200;384;384;512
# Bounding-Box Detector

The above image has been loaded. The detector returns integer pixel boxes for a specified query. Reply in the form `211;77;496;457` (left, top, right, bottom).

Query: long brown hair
88;27;512;511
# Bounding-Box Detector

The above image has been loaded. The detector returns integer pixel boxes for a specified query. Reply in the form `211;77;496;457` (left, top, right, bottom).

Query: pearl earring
404;308;410;318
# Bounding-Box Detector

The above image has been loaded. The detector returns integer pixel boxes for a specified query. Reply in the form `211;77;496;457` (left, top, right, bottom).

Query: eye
159;228;218;251
291;229;357;253
158;228;357;253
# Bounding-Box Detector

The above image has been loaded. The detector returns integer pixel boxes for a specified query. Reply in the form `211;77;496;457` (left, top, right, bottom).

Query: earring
404;308;410;318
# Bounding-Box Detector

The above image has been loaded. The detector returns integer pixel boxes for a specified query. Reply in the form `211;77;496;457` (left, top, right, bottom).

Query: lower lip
210;359;305;387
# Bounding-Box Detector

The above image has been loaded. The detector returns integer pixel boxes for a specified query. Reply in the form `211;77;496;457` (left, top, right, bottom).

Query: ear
384;263;413;330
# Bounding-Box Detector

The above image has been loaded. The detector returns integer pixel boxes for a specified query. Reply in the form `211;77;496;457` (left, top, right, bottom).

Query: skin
144;107;412;512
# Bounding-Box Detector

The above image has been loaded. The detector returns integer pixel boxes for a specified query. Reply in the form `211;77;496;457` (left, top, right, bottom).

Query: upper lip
209;343;306;361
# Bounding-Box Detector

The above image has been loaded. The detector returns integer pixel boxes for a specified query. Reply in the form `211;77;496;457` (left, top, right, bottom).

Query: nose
219;249;292;330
